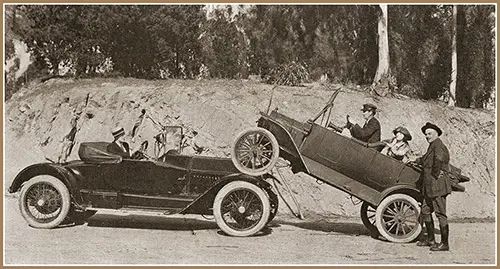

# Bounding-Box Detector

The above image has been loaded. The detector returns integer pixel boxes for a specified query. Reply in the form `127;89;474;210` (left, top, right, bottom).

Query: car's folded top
78;142;123;163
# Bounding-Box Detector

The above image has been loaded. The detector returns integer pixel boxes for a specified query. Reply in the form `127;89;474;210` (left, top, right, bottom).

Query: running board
79;190;195;212
84;206;183;216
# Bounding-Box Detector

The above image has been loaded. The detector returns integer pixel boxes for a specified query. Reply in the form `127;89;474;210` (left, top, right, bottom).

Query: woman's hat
393;126;412;141
421;122;442;136
112;127;125;139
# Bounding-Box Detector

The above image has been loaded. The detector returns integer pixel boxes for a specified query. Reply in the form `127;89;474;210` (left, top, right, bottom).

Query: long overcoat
419;138;452;198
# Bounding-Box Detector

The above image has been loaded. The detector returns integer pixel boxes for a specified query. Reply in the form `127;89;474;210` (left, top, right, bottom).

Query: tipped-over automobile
230;87;469;243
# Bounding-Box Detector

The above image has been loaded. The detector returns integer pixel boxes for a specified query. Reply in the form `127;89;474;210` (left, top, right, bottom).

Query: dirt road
3;197;495;265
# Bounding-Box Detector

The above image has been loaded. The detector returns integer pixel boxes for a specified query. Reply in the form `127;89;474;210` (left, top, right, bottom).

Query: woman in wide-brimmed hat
367;126;412;162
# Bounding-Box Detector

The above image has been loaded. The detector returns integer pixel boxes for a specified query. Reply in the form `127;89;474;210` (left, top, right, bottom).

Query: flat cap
361;103;377;112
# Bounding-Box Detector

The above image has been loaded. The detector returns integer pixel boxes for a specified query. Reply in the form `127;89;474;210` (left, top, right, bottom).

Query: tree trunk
372;4;389;85
448;5;457;107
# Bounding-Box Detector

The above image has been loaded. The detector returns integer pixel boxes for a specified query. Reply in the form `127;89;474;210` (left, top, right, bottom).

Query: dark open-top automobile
9;126;278;237
230;88;469;243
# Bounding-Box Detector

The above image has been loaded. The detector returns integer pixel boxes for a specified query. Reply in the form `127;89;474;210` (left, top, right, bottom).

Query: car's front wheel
19;175;71;229
375;193;421;243
213;181;271;237
231;127;279;176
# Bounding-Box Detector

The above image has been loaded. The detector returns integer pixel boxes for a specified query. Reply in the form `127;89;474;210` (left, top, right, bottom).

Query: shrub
265;61;310;86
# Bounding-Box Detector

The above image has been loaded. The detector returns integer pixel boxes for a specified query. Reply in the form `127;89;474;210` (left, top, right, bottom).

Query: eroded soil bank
4;78;496;220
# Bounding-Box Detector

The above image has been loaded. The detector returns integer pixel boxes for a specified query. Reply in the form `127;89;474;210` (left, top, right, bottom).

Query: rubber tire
19;175;71;229
213;181;271;237
360;202;379;235
231;127;279;176
375;193;422;243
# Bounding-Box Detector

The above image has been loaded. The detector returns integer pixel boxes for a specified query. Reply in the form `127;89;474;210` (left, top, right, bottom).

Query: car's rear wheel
19;175;71;229
375;194;421;243
213;181;271;237
360;202;379;236
231;127;279;176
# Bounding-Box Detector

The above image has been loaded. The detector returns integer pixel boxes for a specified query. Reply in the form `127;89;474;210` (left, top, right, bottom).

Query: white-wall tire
213;181;271;237
19;175;71;229
231;127;279;176
375;193;421;243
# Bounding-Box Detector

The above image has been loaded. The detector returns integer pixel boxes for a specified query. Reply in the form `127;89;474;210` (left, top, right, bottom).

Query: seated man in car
345;103;381;144
367;126;412;162
107;127;149;160
107;127;131;158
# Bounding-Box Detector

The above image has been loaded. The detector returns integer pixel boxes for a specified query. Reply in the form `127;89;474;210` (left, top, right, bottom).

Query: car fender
220;173;274;189
9;163;79;196
179;173;276;215
377;185;423;206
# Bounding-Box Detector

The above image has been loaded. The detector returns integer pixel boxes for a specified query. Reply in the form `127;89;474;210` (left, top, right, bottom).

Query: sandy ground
3;197;495;265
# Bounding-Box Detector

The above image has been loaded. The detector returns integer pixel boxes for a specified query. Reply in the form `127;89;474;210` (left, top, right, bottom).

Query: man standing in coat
345;103;381;143
416;122;452;251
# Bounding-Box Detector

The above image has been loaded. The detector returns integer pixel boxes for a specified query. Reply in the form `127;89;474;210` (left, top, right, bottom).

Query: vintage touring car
9;126;278;237
230;88;469;243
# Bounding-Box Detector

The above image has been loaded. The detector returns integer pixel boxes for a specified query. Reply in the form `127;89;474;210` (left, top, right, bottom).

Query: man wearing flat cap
415;122;452;251
345;103;381;144
107;127;131;158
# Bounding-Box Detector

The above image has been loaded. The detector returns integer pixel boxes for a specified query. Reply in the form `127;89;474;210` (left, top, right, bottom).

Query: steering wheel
132;141;149;160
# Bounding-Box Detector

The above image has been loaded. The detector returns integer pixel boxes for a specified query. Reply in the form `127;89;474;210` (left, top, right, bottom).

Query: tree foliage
388;5;452;99
200;6;245;78
456;5;495;108
7;4;496;108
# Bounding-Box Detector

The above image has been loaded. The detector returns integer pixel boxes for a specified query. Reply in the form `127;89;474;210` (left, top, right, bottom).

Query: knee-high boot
431;225;449;251
417;218;435;247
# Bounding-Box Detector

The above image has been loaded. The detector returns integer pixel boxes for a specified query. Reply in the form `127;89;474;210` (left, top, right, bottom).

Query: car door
102;159;153;193
302;124;375;182
302;124;388;191
366;153;407;190
150;155;192;196
301;124;344;167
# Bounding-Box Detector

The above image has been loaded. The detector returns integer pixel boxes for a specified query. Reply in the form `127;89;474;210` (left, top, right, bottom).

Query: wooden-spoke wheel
213;181;270;237
375;194;421;243
231;127;279;176
360;202;379;235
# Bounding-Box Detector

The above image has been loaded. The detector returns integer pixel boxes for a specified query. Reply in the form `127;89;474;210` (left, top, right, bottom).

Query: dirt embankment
4;78;496;220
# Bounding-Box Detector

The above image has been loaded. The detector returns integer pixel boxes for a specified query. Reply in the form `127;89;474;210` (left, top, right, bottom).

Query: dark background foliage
4;4;496;108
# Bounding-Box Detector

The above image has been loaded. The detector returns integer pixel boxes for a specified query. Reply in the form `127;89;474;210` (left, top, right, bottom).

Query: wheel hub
37;199;45;207
250;146;260;154
238;206;246;214
395;213;406;223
